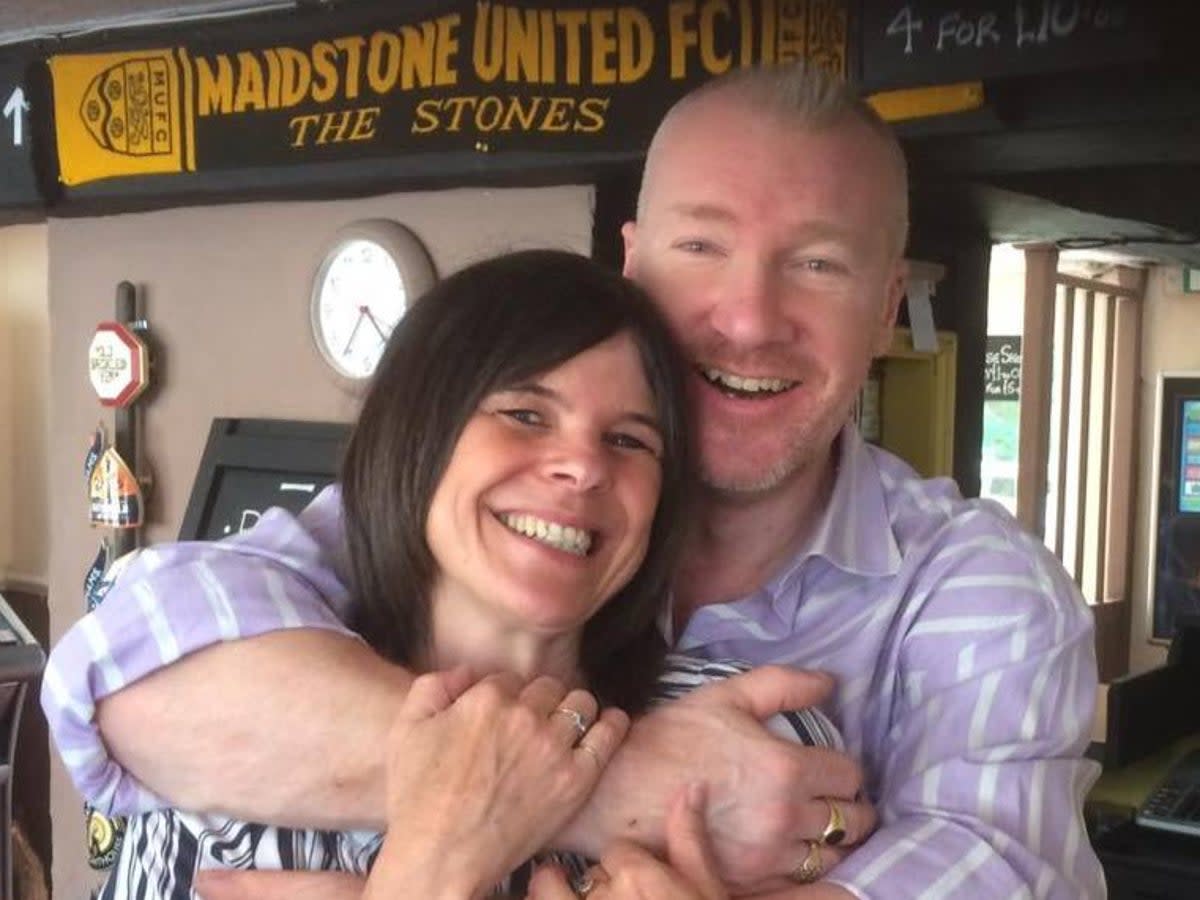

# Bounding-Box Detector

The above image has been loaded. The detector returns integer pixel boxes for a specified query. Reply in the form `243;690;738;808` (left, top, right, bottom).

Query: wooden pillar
1016;244;1059;536
1094;265;1146;680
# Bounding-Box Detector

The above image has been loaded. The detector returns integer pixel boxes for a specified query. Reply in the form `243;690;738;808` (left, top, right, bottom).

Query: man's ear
620;220;638;278
873;259;908;357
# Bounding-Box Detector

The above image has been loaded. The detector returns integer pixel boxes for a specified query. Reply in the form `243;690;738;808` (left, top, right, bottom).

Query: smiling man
43;64;1102;898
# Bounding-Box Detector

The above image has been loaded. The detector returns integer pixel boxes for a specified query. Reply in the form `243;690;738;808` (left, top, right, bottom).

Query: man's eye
499;409;543;426
794;257;844;274
675;239;716;254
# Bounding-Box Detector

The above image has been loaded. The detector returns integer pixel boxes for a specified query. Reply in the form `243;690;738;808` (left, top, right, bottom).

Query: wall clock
310;219;435;381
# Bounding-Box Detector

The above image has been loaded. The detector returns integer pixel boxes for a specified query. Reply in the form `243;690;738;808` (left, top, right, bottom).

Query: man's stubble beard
695;387;858;499
698;416;826;498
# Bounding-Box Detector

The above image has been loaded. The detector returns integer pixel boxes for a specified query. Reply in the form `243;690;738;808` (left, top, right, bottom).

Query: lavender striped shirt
42;425;1104;898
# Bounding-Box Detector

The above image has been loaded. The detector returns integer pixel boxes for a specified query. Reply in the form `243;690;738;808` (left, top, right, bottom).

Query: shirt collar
669;426;904;647
767;424;902;591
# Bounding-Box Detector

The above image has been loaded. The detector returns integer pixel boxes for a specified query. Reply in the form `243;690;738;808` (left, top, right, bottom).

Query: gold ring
819;797;847;846
553;706;589;742
790;840;823;884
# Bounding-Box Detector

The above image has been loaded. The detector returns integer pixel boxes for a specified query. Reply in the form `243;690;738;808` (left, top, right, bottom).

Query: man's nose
708;261;792;346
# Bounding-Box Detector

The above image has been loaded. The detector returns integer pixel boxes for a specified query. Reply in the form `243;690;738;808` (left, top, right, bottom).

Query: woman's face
425;331;665;636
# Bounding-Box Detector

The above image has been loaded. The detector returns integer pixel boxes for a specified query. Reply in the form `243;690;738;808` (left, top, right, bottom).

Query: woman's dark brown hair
340;249;691;712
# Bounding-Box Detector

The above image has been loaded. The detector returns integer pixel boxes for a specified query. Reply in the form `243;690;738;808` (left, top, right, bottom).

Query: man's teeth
499;514;593;556
702;368;795;394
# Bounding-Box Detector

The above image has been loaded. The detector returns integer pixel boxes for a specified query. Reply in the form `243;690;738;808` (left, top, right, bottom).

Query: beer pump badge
88;445;144;528
88;321;149;407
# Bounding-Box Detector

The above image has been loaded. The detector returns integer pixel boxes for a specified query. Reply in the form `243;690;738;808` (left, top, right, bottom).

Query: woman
93;250;840;899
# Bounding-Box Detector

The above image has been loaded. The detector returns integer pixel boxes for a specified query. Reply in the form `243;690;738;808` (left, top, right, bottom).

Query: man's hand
560;666;876;892
746;882;857;899
529;783;728;900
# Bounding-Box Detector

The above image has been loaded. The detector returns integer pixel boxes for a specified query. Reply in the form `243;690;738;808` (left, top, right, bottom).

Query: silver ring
575;865;609;897
578;742;603;768
553;706;589;742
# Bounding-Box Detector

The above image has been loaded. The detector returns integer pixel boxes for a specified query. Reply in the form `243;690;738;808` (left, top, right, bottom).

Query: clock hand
362;306;390;343
342;307;368;356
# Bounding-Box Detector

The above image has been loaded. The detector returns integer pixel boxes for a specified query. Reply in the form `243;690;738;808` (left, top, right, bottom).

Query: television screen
1180;399;1200;514
1153;376;1200;641
179;418;351;542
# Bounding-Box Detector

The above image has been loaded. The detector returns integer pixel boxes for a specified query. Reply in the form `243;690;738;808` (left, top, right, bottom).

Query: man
44;64;1103;897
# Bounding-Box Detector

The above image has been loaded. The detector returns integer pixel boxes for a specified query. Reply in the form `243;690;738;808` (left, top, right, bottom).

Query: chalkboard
984;335;1021;401
179;418;351;541
860;1;1162;89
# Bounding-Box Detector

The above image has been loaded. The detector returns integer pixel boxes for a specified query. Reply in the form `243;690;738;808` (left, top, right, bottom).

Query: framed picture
179;418;351;541
1146;374;1200;642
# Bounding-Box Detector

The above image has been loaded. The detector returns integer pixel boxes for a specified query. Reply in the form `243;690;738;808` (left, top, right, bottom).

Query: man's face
623;97;906;496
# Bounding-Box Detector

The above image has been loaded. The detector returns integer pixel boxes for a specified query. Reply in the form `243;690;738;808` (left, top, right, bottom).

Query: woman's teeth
499;513;593;556
702;368;795;395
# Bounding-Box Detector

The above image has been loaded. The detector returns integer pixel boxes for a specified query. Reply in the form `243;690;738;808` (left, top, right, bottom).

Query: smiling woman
87;249;710;900
341;249;693;709
424;334;665;672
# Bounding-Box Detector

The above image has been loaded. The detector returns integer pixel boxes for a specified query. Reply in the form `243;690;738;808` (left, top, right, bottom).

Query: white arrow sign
3;86;29;147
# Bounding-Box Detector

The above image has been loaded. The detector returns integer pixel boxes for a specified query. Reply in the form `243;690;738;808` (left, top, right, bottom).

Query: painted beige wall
46;184;592;898
1129;265;1200;674
0;224;50;589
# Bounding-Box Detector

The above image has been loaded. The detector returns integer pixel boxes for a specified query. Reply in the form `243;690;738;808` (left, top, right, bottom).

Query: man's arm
40;488;363;815
49;559;870;886
96;629;410;828
44;489;868;883
824;514;1105;899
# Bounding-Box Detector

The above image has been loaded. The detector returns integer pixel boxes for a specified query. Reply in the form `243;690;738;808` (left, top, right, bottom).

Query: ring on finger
819;797;847;846
577;741;603;769
790;840;823;884
575;864;609;897
552;706;590;743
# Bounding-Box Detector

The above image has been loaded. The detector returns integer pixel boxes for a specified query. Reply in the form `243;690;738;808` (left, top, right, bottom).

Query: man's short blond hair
637;63;910;256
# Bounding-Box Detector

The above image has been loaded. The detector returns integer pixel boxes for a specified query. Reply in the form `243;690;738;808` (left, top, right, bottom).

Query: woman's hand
365;667;630;899
528;783;727;900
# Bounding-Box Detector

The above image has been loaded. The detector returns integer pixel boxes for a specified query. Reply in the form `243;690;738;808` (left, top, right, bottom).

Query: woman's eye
499;408;544;427
606;432;660;456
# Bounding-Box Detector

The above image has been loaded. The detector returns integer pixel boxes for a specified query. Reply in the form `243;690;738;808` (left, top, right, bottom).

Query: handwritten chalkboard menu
179;418;350;541
860;1;1161;89
984;335;1021;401
0;56;41;211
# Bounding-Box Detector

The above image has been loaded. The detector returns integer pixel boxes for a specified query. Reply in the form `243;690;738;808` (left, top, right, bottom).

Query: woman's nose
543;439;611;492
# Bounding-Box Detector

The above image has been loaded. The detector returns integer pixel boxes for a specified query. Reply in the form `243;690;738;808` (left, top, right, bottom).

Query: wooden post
1016;245;1059;536
112;281;140;559
1094;266;1146;680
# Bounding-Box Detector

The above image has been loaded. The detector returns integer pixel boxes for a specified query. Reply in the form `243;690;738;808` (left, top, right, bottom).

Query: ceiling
1;1;1196;266
0;1;292;45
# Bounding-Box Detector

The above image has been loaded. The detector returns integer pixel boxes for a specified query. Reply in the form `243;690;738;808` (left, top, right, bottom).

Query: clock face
310;221;434;382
